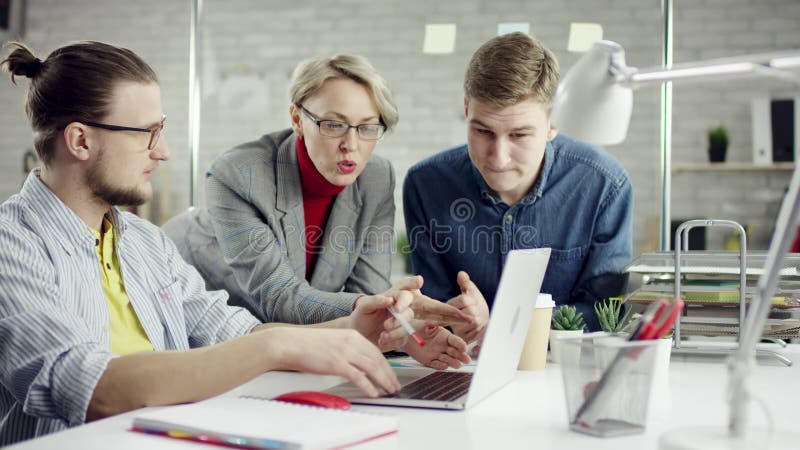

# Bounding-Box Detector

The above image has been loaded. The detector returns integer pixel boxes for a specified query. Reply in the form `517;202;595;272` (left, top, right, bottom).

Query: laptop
326;247;551;410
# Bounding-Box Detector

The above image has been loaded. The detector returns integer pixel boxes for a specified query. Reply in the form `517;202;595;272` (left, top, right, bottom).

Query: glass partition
192;0;664;263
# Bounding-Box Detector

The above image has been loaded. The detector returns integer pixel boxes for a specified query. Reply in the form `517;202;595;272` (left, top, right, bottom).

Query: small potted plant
593;299;632;367
707;126;729;163
594;298;632;334
550;304;585;364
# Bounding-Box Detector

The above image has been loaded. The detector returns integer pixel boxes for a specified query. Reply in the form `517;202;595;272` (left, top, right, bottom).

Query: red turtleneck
297;136;345;279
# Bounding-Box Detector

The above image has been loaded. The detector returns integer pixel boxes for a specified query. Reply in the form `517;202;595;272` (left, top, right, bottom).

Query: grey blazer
163;129;395;324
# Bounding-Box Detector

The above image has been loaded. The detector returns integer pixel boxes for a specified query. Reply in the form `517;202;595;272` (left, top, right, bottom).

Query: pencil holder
557;333;659;437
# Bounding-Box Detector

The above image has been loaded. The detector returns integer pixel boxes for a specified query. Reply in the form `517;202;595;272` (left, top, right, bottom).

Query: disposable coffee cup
518;293;555;370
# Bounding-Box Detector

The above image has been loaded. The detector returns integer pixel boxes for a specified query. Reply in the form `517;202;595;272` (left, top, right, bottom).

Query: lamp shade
550;41;633;146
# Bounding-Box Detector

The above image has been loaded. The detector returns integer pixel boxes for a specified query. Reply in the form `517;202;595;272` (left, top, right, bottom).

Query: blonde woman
165;55;470;369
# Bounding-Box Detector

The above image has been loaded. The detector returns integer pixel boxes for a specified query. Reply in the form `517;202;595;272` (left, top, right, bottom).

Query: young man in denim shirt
403;33;632;341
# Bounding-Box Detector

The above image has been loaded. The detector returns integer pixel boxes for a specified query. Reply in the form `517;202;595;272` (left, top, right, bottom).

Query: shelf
672;162;795;173
625;251;800;277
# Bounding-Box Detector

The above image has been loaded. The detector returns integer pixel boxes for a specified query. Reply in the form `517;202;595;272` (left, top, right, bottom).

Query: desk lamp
550;40;800;449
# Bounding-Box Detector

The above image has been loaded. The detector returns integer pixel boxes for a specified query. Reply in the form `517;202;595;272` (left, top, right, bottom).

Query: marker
387;305;425;347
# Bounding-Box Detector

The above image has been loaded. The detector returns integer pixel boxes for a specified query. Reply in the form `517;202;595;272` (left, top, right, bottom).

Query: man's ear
62;122;92;161
463;98;469;119
289;104;303;137
546;122;558;141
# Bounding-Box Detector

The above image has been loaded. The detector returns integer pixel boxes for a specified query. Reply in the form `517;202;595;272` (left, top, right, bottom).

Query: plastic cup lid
536;293;555;308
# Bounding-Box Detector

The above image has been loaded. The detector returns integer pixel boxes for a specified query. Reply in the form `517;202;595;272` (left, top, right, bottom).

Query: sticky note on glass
497;22;530;36
567;23;604;52
423;24;457;54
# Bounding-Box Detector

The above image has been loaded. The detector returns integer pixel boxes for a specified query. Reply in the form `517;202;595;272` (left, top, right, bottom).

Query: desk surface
9;345;800;450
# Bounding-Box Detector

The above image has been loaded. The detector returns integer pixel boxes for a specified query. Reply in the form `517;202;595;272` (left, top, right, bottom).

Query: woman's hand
348;289;413;351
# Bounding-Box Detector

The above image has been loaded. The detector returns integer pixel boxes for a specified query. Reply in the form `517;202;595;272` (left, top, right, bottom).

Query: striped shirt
0;170;261;445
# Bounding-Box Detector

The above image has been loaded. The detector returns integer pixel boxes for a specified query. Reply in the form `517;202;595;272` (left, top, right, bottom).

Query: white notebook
131;395;398;450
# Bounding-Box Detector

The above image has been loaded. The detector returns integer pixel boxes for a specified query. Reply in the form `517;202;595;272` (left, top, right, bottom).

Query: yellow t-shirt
93;218;154;355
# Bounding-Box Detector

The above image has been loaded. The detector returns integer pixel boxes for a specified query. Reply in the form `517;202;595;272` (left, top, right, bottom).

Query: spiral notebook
131;395;398;450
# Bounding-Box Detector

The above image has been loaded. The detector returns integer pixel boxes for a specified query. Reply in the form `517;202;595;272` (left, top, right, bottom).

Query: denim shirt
402;134;632;330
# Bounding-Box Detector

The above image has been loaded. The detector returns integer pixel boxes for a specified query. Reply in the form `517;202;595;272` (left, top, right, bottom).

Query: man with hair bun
0;41;414;445
403;32;633;339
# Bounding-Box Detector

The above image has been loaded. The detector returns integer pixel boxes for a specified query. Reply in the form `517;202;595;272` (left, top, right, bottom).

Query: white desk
9;345;800;450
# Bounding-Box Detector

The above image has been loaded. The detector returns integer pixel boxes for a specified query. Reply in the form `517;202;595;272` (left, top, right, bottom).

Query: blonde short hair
464;32;560;109
289;54;398;131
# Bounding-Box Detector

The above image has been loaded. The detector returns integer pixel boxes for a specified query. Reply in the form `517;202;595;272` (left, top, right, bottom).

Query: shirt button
505;214;513;222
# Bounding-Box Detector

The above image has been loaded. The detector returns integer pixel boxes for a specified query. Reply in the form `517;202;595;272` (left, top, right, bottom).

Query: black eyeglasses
300;106;385;141
83;114;166;150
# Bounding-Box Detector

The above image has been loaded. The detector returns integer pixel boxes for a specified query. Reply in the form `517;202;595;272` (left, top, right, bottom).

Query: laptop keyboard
387;371;473;401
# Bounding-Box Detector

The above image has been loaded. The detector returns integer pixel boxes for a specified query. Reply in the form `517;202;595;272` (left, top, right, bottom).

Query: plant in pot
549;304;585;364
594;298;632;334
593;299;633;367
707;125;729;163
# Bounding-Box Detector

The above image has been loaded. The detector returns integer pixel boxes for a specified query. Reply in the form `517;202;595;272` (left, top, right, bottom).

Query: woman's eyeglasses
300;106;385;141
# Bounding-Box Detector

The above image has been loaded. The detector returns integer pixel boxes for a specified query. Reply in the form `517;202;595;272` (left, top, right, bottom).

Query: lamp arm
750;64;800;85
620;50;800;87
729;165;800;437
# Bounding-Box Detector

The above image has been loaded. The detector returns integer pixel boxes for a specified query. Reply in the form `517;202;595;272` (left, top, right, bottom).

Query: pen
133;426;285;449
387;305;425;347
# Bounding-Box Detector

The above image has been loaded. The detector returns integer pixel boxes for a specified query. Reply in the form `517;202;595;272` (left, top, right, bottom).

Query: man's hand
401;322;471;370
266;327;401;398
392;276;472;326
447;271;490;344
348;289;413;352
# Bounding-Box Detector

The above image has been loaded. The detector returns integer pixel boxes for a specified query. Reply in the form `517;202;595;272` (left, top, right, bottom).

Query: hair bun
25;57;44;78
2;42;44;82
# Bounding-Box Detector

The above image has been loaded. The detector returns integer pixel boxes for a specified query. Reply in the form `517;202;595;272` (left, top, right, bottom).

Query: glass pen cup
557;333;659;437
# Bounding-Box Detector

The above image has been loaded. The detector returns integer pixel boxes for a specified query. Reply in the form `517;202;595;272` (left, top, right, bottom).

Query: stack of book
619;252;800;339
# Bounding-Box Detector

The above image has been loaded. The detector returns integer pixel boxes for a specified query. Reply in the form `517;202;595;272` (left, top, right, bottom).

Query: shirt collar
470;162;498;205
20;168;129;252
470;140;555;206
525;139;555;204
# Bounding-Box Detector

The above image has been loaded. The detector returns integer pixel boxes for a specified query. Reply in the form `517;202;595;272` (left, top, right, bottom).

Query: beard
85;148;150;207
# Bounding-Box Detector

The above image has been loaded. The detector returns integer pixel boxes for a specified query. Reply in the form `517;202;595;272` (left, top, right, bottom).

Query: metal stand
671;220;791;366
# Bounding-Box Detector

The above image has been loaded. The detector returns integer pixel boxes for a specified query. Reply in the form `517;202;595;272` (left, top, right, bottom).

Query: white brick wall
1;0;797;254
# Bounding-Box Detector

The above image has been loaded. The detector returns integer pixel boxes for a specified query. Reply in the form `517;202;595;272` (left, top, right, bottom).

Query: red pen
387;306;425;346
638;299;684;340
628;299;667;341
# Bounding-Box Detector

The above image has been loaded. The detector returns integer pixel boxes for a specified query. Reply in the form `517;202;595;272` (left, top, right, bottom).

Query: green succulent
551;305;586;331
594;299;632;333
